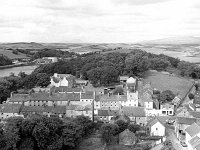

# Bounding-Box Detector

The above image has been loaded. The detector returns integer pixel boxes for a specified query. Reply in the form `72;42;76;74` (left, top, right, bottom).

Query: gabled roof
51;77;60;83
189;136;200;149
21;106;66;114
147;118;165;128
189;111;200;118
126;77;136;84
0;103;22;113
66;105;91;111
98;110;109;116
121;106;146;117
176;117;196;125
185;123;200;137
51;86;83;93
142;93;153;102
28;92;80;101
9;94;29;102
100;95;127;102
81;91;94;99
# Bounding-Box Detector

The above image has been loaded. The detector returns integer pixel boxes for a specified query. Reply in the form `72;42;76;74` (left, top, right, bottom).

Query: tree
159;90;175;103
100;124;119;145
128;124;140;133
113;86;124;95
36;73;50;87
188;93;194;100
125;53;150;77
72;115;94;137
115;119;128;133
12;50;18;55
18;72;27;79
149;58;170;71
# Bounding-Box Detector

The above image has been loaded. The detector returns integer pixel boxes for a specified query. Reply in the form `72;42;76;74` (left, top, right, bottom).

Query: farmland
0;49;28;59
144;70;194;98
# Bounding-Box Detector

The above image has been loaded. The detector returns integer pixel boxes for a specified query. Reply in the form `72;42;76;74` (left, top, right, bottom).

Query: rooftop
176;117;196;125
185;123;200;137
189;136;200;149
21;106;66;114
0;103;22;113
121;106;146;117
147;118;165;127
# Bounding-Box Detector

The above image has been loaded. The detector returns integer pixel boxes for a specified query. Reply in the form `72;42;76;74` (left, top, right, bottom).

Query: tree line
0;55;12;66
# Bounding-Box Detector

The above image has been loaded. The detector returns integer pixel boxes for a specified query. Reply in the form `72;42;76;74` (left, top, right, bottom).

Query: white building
147;118;165;136
50;73;75;87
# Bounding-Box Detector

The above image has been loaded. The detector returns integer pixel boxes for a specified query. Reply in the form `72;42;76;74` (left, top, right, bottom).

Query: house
175;117;197;141
97;109;119;122
21;106;66;118
147;118;165;136
142;92;153;109
188;136;200;150
160;103;174;116
121;106;146;126
66;105;92;118
185;123;200;149
50;73;75;87
99;95;121;110
172;95;181;107
75;79;88;86
50;86;83;93
0;103;23;120
7;93;29;105
119;129;137;145
119;76;129;83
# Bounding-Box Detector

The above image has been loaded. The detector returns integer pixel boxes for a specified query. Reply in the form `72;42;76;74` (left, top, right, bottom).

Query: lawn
0;49;29;59
144;70;194;98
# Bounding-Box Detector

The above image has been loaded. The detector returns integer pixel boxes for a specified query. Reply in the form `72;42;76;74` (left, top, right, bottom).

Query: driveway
167;128;188;150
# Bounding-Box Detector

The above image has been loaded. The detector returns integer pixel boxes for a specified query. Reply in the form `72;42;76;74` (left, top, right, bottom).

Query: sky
0;0;200;43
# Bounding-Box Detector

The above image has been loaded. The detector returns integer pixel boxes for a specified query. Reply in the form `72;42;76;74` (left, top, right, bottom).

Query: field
144;70;194;98
0;49;29;59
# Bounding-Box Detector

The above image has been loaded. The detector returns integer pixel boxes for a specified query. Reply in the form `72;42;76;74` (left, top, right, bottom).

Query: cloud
113;0;171;5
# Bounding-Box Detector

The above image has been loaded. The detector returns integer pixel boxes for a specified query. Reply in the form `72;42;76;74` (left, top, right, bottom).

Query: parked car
166;119;175;125
164;140;172;146
180;141;187;147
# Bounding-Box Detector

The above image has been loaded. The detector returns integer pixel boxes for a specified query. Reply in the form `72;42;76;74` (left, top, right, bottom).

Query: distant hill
0;42;45;49
140;36;200;45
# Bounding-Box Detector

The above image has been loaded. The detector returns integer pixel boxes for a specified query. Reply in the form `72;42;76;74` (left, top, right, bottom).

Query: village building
50;73;75;87
121;106;146;126
160;103;174;116
21;105;66;118
97;109;119;122
0;103;23;120
175;117;197;141
119;76;129;83
66;105;92;118
119;129;137;145
188;136;200;150
185;122;200;149
147;118;165;137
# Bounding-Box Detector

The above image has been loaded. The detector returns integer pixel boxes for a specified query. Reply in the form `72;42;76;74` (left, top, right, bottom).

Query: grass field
144;70;194;98
0;49;29;59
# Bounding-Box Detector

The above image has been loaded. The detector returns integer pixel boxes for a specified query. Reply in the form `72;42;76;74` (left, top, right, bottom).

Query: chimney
10;91;15;97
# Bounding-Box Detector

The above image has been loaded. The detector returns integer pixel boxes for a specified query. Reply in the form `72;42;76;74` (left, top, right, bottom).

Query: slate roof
189;111;200;118
100;95;127;102
51;86;83;93
189;136;200;149
176;117;196;125
97;109;119;116
81;91;94;99
9;94;29;102
52;77;60;83
185;123;200;137
0;103;22;113
98;110;109;116
147;118;165;127
161;103;174;109
28;92;80;101
66;105;92;111
121;106;146;117
21;106;66;114
141;93;153;102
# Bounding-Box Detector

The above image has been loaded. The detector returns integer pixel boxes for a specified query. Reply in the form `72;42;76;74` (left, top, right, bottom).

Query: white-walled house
160;103;174;116
147;118;165;137
50;73;75;87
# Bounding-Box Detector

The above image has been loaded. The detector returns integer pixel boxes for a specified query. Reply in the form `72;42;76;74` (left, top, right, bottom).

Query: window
156;128;158;130
162;111;166;114
169;111;172;114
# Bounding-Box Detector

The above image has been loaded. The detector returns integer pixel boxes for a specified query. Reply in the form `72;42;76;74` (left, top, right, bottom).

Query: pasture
0;49;29;59
144;70;194;98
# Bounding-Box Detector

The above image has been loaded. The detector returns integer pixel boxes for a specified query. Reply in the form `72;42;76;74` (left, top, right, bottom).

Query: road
167;128;188;150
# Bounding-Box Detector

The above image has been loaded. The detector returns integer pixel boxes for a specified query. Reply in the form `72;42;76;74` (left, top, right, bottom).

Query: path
151;144;163;150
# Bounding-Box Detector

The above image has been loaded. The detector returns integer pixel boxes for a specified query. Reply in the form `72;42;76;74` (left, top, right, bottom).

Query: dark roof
98;110;109;116
100;95;127;102
21;106;66;114
141;93;153;102
66;105;92;111
51;86;83;93
176;117;196;125
119;76;129;80
189;136;200;149
190;111;200;118
0;103;22;113
28;92;80;101
185;123;200;137
147;118;165;127
9;94;29;102
81;91;94;99
121;106;146;117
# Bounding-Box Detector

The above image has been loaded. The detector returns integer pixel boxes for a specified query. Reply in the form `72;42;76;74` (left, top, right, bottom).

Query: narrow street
167;128;187;150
